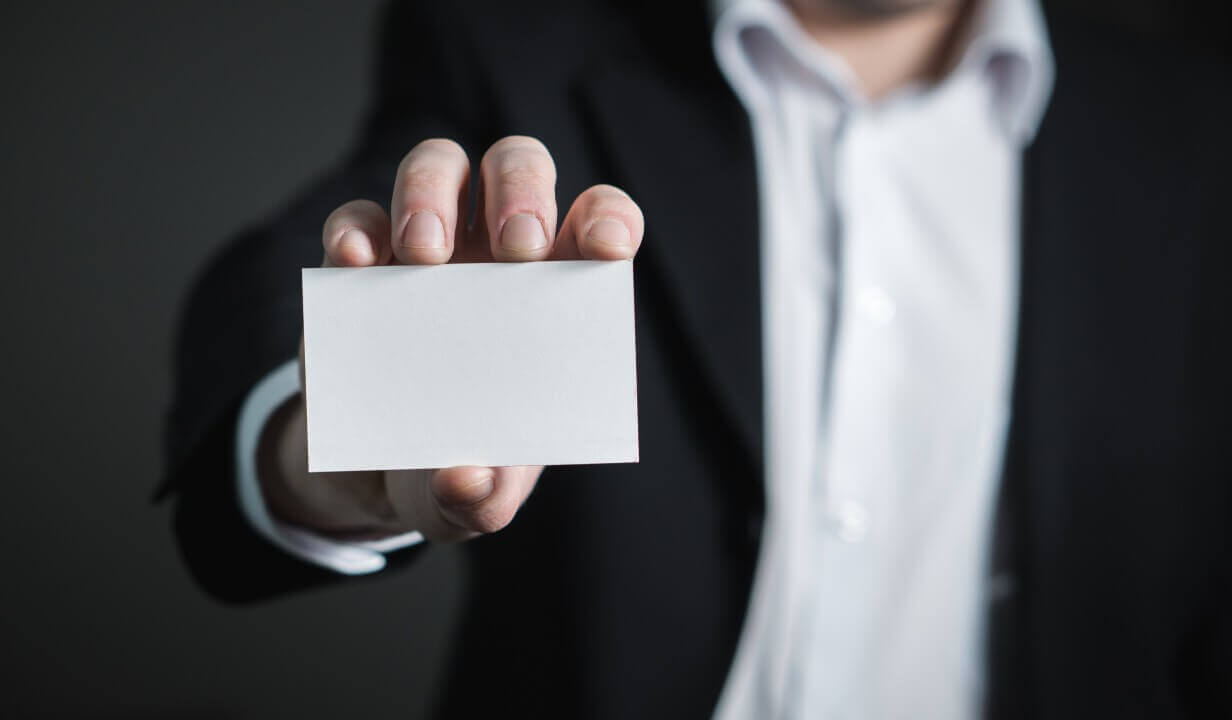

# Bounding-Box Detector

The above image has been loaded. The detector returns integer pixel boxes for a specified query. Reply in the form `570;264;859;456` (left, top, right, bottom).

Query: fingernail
500;213;548;252
460;471;495;503
453;468;495;507
434;468;495;508
337;228;375;264
402;211;446;249
586;218;631;250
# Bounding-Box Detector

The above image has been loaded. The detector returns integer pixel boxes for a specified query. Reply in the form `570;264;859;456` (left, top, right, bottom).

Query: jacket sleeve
160;0;495;603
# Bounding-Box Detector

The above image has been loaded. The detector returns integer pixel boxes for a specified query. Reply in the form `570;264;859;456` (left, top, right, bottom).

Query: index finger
322;199;391;267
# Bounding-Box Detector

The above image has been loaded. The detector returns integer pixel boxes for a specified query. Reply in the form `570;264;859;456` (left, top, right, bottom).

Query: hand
257;136;644;542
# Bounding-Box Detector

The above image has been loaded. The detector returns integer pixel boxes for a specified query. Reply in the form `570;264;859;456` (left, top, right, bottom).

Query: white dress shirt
235;0;1052;716
711;0;1051;718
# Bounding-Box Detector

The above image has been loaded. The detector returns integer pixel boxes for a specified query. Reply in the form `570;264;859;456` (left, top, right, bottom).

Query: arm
162;4;645;604
162;148;430;603
235;359;422;574
162;1;487;601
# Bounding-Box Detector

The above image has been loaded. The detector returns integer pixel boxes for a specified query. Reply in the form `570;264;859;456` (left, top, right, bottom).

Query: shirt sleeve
234;359;424;575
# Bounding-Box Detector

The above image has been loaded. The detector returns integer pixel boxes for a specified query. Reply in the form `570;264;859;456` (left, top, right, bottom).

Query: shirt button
856;285;896;324
828;500;869;543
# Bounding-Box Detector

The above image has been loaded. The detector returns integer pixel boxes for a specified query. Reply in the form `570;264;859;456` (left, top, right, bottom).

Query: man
162;0;1231;717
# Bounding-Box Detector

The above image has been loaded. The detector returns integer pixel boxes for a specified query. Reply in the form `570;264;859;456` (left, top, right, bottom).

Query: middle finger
479;136;558;261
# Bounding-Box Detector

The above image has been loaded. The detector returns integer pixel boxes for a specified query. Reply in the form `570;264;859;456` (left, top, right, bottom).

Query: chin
793;0;956;19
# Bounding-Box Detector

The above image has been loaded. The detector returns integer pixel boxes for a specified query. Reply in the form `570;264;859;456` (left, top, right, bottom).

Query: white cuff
234;359;423;575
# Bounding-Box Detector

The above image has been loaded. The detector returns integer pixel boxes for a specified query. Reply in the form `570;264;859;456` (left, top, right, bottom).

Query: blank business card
301;260;639;472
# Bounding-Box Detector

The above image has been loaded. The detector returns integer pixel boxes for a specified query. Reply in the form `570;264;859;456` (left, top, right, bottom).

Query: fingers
334;137;640;267
384;465;542;542
390;138;471;265
479;136;558;261
555;184;644;260
322;200;391;267
430;465;541;536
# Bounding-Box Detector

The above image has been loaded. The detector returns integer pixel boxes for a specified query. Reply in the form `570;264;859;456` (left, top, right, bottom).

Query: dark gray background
0;2;1225;718
0;3;459;718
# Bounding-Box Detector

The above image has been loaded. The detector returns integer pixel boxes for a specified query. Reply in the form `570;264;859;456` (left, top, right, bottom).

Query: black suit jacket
162;1;1231;717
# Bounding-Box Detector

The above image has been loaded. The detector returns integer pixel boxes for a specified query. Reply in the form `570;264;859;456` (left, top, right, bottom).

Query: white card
301;260;639;472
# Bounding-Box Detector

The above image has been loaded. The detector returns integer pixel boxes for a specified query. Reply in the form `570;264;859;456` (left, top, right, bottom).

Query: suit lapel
577;48;765;468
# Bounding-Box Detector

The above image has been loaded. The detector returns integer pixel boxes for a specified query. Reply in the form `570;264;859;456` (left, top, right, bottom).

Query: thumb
385;465;542;542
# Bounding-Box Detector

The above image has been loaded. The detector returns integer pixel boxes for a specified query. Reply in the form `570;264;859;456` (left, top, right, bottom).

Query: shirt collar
711;0;1054;144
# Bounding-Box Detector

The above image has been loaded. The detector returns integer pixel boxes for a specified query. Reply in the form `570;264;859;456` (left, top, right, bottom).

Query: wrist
257;395;402;538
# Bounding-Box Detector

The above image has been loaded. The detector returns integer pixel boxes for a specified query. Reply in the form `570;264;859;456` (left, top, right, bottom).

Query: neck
789;0;978;100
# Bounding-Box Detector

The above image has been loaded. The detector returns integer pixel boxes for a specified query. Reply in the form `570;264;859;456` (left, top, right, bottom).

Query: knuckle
399;166;452;192
323;200;361;229
399;139;468;187
483;137;556;182
587;195;639;221
496;165;553;191
579;185;641;224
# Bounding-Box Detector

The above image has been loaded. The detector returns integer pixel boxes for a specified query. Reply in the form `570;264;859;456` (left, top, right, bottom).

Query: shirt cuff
234;359;424;575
